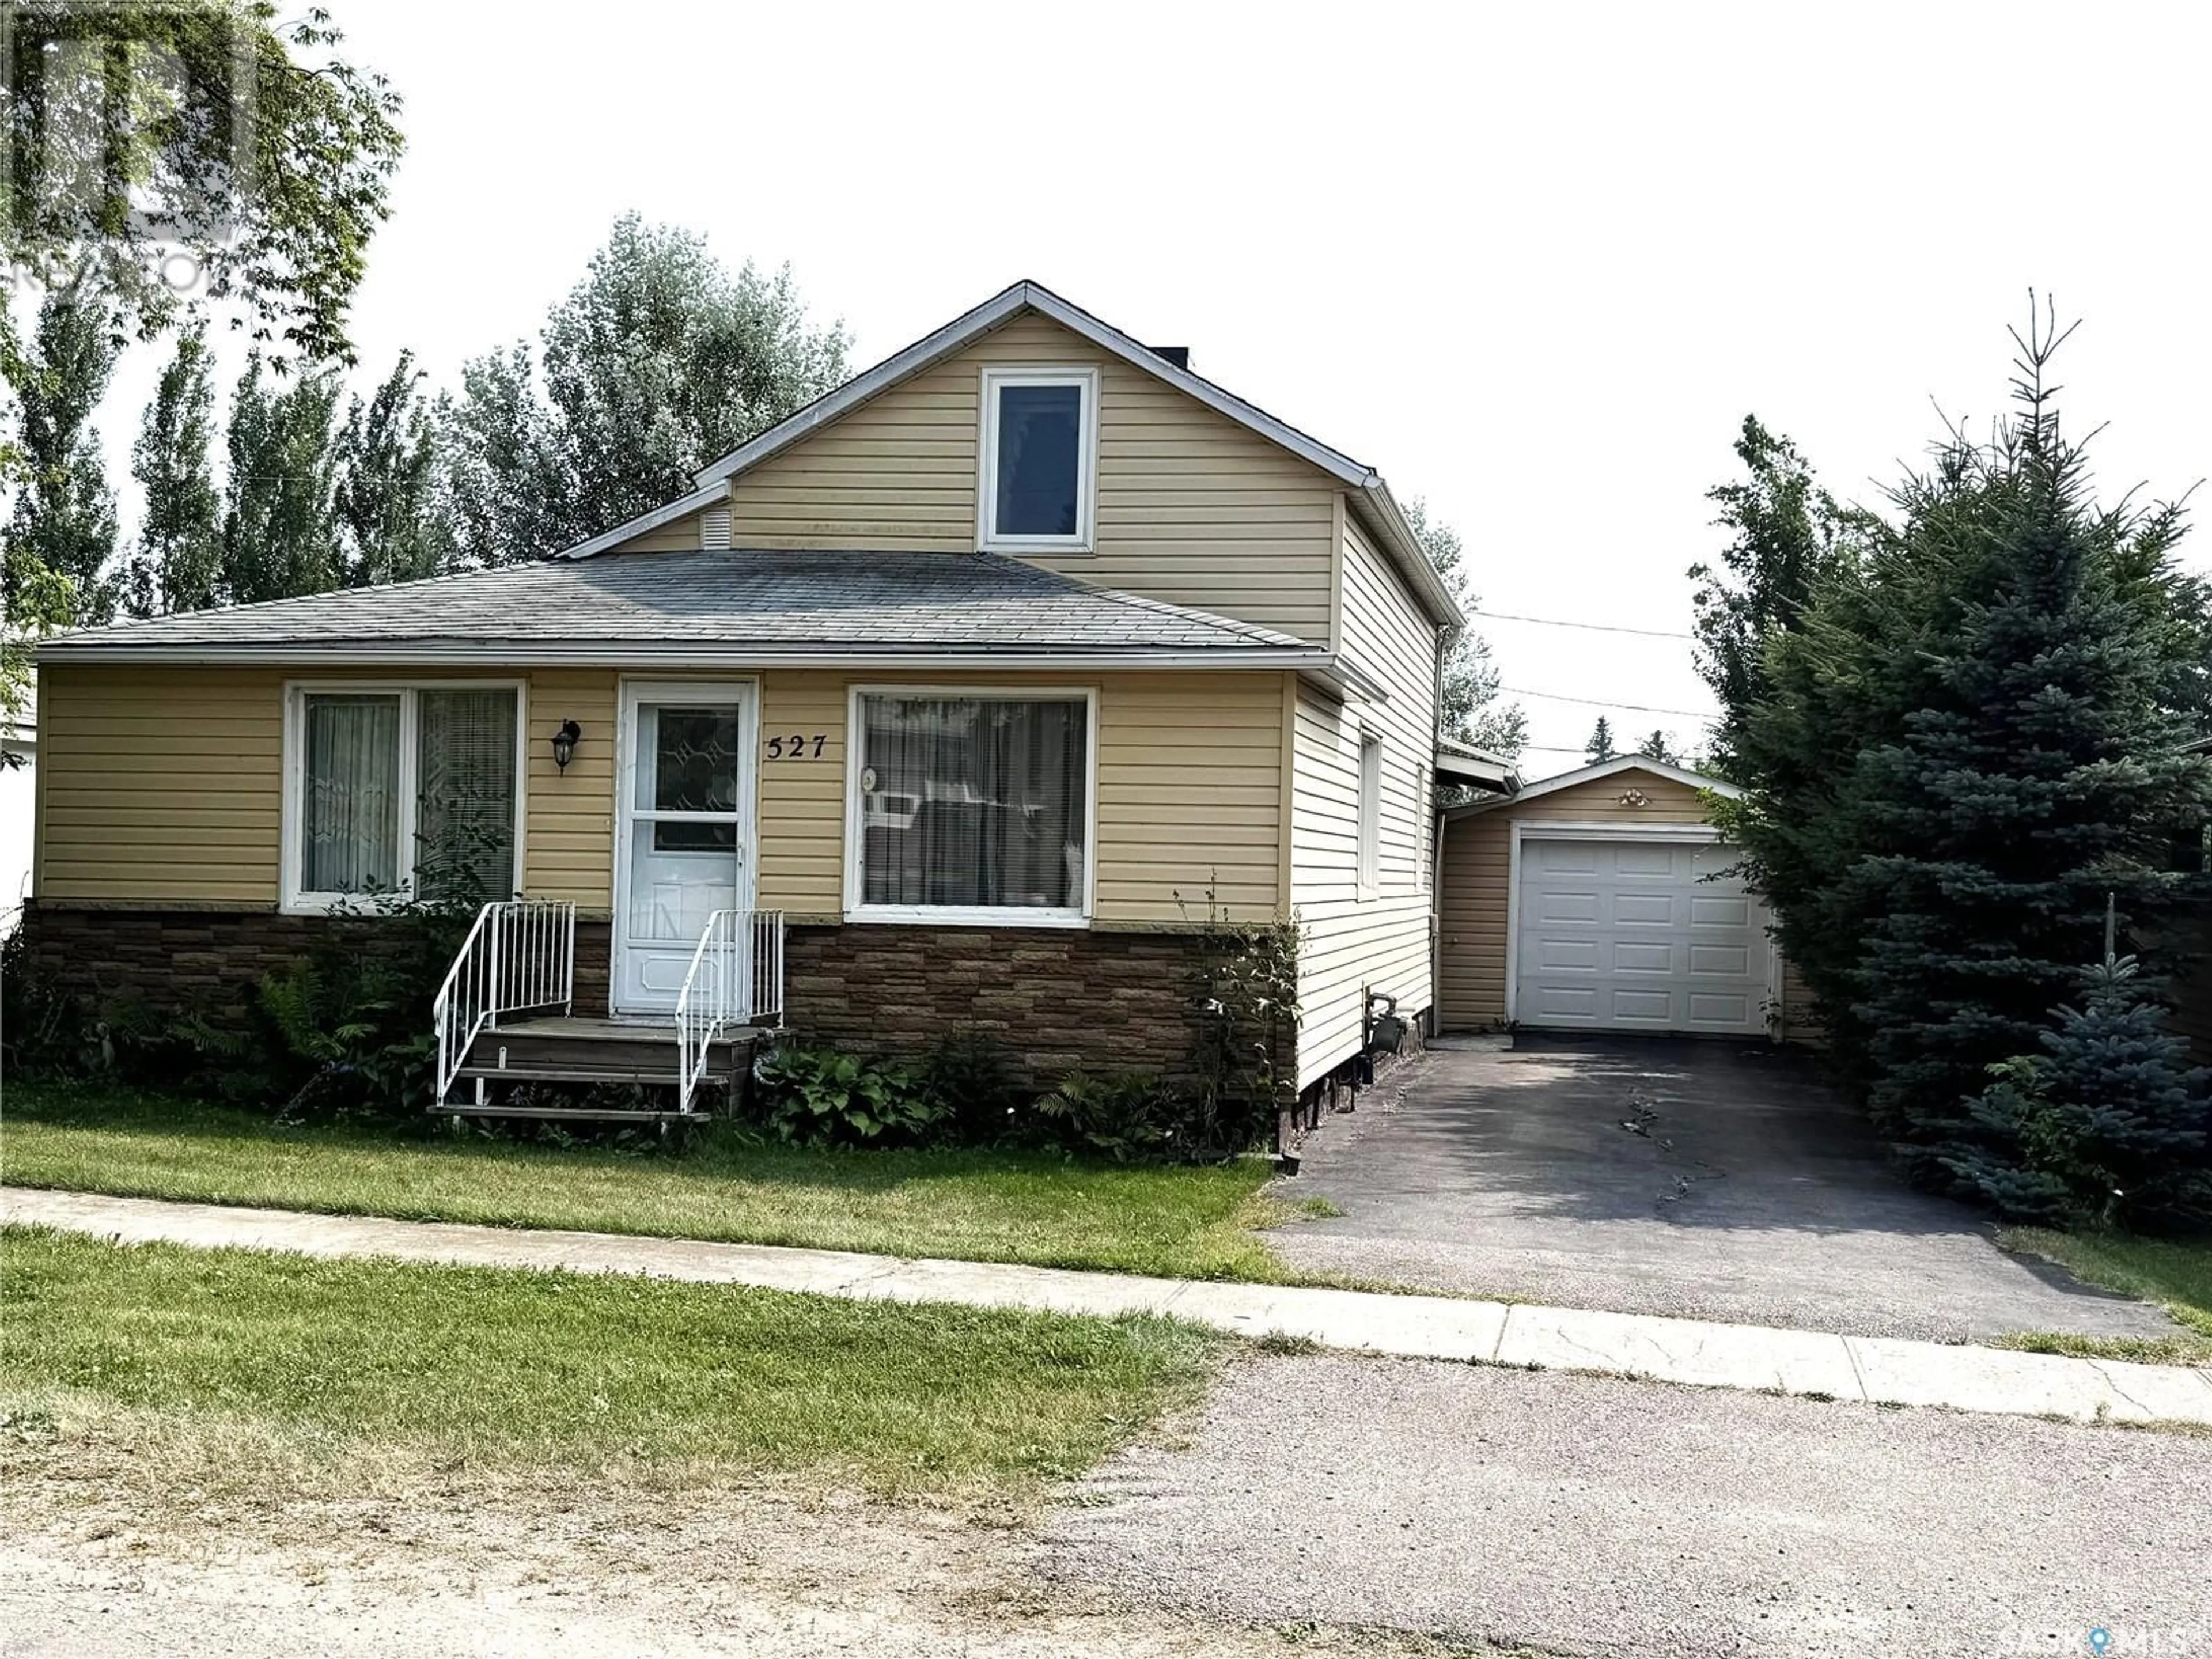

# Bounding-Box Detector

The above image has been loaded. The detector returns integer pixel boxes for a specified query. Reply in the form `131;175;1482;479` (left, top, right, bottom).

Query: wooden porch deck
437;1013;772;1121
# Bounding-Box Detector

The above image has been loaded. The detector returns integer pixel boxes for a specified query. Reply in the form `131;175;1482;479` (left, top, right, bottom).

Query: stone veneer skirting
12;903;615;1025
13;906;1214;1083
781;923;1207;1081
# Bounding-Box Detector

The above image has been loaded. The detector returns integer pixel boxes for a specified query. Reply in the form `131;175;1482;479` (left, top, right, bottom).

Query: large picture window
286;683;523;910
978;366;1098;552
848;689;1093;924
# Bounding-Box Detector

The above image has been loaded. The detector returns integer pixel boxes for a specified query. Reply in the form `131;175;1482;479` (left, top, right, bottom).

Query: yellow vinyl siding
599;510;707;554
1433;768;1813;1037
727;312;1338;640
756;669;1284;924
39;665;285;904
1290;511;1442;1088
36;664;1283;931
521;669;618;908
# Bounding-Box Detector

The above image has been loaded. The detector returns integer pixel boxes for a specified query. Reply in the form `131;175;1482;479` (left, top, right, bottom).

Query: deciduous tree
1404;498;1527;760
222;354;342;604
125;323;222;616
438;215;851;563
3;287;120;626
335;351;445;586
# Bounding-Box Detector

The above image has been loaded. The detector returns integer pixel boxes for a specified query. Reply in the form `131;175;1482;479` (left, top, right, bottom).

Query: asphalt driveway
1272;1033;2176;1343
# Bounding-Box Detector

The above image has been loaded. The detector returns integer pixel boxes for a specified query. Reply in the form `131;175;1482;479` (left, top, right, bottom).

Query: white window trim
843;683;1099;929
1356;729;1383;899
280;678;529;915
976;365;1100;554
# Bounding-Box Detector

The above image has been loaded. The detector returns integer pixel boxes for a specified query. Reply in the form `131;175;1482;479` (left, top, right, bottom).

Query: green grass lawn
2;1081;1295;1281
1;1226;1221;1494
1995;1226;2212;1364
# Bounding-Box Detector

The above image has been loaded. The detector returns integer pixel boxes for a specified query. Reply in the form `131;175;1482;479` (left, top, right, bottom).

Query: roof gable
555;281;1461;630
1445;755;1742;819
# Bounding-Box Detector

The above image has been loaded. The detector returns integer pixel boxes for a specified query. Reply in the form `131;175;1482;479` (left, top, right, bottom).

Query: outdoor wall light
550;719;582;772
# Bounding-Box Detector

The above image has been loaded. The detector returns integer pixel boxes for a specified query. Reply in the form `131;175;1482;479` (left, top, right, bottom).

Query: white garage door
1514;836;1772;1036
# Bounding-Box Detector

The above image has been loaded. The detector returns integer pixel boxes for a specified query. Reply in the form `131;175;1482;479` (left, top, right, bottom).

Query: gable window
847;687;1093;925
979;366;1098;552
285;683;524;911
1358;732;1382;896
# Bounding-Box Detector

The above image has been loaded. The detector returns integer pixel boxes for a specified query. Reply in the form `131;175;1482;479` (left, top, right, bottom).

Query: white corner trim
976;365;1100;554
554;480;729;561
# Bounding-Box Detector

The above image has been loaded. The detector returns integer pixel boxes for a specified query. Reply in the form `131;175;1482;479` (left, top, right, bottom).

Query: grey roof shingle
42;550;1315;658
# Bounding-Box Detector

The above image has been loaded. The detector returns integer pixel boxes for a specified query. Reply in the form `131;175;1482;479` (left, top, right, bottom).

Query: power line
1469;608;1695;641
1499;685;1720;721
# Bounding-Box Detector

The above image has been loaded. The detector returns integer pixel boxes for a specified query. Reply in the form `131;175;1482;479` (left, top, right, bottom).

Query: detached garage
1434;757;1809;1041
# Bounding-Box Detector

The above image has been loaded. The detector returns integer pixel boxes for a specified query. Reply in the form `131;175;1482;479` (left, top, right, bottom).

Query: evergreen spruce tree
1585;716;1616;763
1844;312;2212;1177
125;324;222;617
335;351;448;587
222;355;344;604
1959;948;2210;1224
5;288;120;625
1640;729;1677;763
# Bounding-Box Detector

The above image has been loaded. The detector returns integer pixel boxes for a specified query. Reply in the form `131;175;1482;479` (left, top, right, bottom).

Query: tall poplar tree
335;351;445;586
126;324;223;616
222;354;343;604
4;287;120;626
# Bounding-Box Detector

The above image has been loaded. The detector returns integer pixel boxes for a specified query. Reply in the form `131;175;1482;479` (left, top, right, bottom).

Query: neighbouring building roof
1434;735;1519;796
1441;754;1743;819
558;279;1464;631
37;550;1372;680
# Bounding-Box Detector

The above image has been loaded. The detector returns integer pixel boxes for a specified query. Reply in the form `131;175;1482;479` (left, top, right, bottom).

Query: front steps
438;1015;767;1120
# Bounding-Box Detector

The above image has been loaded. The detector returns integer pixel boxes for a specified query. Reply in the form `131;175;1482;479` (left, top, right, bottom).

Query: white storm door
614;682;755;1014
1514;836;1771;1036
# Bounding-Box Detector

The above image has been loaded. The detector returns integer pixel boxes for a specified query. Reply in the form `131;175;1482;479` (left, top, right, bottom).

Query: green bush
4;892;474;1128
0;926;88;1076
1031;1070;1185;1162
749;1043;946;1148
915;1029;1021;1143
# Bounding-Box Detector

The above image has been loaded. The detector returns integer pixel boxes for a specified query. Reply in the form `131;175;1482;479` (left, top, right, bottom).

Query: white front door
613;681;755;1014
1513;836;1772;1036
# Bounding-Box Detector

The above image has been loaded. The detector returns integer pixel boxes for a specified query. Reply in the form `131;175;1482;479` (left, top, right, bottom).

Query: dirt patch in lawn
0;1393;1482;1658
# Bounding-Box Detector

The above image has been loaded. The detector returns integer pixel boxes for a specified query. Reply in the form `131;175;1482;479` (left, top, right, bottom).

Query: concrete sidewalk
7;1184;2210;1429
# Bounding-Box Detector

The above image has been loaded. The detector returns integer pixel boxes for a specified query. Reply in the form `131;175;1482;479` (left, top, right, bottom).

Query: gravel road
0;1445;1482;1659
1048;1355;2212;1658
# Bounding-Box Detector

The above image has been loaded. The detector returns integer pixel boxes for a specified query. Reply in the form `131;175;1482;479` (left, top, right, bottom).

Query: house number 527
766;734;829;760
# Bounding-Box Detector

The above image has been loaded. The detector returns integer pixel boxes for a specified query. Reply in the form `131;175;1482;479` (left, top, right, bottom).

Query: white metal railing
675;909;786;1114
431;899;578;1108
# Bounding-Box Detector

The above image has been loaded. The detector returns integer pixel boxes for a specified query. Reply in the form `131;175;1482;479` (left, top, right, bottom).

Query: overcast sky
96;0;2212;772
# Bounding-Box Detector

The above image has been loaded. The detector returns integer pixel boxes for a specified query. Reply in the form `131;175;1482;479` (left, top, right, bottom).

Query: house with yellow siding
26;281;1497;1113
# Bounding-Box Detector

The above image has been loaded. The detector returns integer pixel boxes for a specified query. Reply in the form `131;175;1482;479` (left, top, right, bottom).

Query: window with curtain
293;686;519;907
854;693;1089;917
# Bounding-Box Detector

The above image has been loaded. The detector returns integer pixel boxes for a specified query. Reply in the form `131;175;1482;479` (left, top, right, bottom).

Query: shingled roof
40;550;1331;668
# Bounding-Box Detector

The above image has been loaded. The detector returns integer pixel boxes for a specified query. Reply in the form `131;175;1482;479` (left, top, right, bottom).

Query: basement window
846;687;1094;926
284;683;524;912
979;366;1098;552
